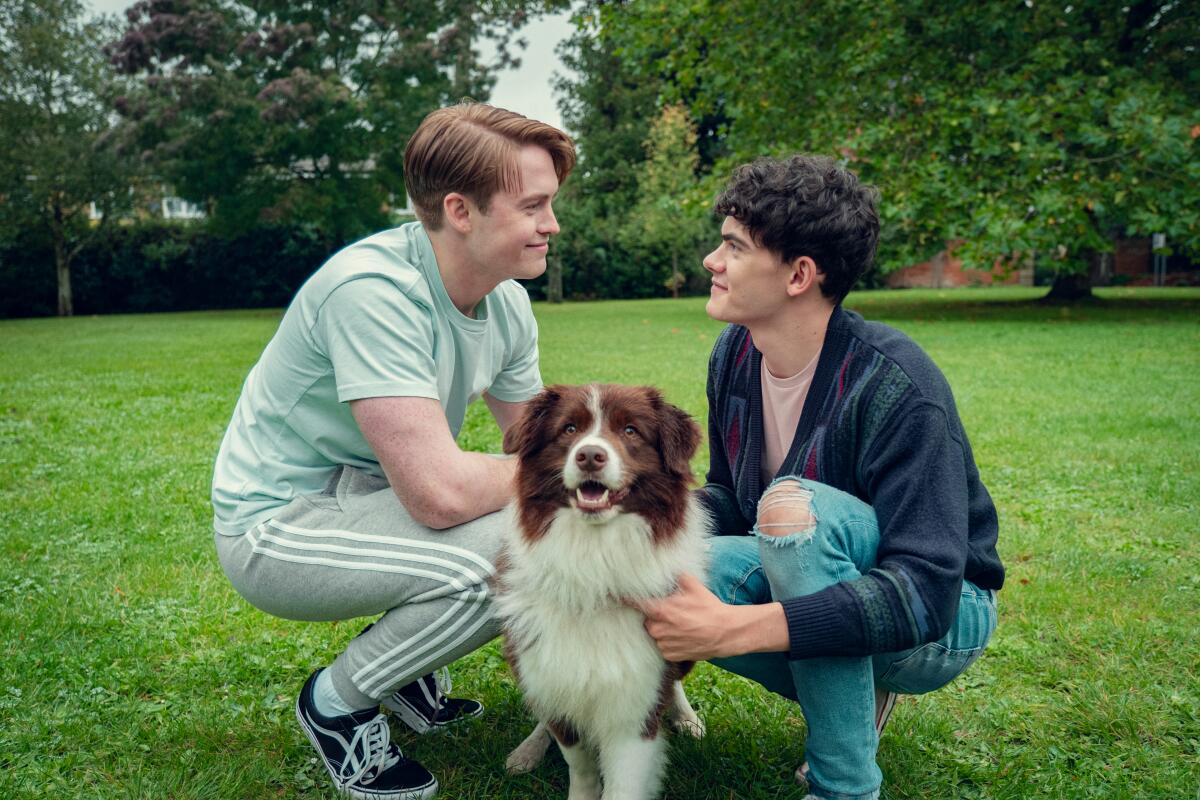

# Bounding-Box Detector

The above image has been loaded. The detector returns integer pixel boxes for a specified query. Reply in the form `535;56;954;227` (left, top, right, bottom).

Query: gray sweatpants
215;465;506;709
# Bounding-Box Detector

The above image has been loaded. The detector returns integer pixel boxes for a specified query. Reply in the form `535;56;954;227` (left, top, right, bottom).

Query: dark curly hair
713;155;880;303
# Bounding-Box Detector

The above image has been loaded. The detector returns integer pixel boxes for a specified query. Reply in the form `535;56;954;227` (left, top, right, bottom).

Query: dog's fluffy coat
493;384;708;800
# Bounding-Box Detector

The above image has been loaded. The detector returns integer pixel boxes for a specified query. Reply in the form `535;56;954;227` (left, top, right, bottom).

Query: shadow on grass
846;288;1200;324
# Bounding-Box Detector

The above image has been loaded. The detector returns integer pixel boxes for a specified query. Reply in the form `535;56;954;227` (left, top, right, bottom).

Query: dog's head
503;384;701;539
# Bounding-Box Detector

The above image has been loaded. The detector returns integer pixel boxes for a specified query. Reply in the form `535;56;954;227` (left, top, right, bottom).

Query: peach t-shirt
760;350;821;483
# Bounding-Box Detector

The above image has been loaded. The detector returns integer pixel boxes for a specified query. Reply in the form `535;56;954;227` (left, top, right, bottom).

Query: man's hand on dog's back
633;573;790;661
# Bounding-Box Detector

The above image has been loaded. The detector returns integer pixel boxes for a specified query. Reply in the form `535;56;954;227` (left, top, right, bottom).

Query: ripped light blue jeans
706;478;997;800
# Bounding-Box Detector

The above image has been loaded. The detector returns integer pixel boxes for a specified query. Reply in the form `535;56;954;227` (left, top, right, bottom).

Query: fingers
626;596;660;616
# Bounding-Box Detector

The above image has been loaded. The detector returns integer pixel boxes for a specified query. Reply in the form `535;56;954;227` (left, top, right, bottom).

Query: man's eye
564;423;577;434
624;425;638;437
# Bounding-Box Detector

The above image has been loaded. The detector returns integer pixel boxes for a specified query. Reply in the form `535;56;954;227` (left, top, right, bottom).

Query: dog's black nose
575;445;607;472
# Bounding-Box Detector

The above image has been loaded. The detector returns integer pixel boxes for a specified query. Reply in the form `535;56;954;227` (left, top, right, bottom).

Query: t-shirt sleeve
313;277;441;403
484;288;542;403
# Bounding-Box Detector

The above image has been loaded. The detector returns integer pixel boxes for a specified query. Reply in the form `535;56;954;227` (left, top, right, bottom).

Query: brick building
886;238;1198;288
885;243;1033;289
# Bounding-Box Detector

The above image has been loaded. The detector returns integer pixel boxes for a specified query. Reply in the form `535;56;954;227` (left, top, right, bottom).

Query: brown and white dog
493;383;709;800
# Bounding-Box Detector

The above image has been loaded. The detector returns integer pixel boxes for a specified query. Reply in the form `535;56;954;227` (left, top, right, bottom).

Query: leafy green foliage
0;0;136;315
107;0;554;240
621;104;713;296
0;219;343;318
538;11;669;300
567;0;1199;292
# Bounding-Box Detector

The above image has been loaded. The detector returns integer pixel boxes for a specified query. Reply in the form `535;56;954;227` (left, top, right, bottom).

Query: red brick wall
1113;237;1149;277
886;246;1033;289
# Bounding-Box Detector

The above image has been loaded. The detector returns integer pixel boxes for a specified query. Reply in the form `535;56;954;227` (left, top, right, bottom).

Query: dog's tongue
579;482;607;502
576;482;612;511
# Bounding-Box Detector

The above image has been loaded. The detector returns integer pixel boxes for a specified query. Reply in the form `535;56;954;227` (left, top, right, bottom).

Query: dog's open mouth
573;481;630;513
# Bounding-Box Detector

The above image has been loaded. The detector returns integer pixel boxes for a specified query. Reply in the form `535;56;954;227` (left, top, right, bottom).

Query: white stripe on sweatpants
356;586;494;697
266;518;496;578
246;521;498;698
254;519;494;599
251;527;486;593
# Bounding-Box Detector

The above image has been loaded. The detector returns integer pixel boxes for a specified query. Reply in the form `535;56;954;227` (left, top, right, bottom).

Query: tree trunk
547;252;563;303
1041;271;1094;303
52;204;74;316
671;251;680;299
931;248;946;288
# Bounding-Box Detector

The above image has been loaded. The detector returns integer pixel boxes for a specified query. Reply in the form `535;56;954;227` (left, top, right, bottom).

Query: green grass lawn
2;287;1198;799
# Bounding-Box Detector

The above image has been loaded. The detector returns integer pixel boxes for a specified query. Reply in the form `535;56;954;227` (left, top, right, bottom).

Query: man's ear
502;386;563;458
786;255;822;297
443;192;473;234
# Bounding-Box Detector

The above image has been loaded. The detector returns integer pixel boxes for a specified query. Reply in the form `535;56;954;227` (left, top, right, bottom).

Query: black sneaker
381;668;484;735
296;670;438;799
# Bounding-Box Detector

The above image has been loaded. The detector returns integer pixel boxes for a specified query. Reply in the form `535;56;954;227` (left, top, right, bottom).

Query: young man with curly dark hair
635;155;1005;800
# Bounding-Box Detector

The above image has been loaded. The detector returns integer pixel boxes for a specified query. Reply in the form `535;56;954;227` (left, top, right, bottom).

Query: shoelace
338;713;401;787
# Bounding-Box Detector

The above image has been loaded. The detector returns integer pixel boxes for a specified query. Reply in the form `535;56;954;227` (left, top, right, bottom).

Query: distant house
886;237;1199;288
886;243;1033;289
288;156;417;221
158;194;205;220
84;159;417;224
88;184;205;223
1092;236;1199;287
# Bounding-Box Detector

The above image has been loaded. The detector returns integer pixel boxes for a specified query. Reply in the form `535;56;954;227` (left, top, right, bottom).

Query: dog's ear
647;389;701;479
503;386;563;458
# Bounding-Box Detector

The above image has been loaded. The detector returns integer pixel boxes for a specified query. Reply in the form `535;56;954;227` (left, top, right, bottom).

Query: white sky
87;1;575;131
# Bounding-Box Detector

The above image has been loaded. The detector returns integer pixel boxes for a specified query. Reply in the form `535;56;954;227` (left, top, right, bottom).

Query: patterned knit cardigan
698;305;1005;659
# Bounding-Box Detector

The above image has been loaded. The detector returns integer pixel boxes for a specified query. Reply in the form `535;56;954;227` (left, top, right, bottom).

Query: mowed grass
1;287;1198;799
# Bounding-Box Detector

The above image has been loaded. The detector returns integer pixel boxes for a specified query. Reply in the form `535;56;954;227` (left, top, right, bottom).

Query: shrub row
1;223;343;318
2;220;891;318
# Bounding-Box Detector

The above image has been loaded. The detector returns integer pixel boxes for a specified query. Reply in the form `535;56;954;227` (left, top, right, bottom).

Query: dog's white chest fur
497;382;709;799
495;501;707;742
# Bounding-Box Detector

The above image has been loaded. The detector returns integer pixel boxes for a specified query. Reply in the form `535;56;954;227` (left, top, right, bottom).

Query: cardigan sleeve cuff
780;592;848;660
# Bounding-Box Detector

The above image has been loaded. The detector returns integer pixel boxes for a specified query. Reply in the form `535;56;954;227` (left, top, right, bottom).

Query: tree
585;0;1200;300
547;9;664;300
548;8;727;300
108;0;556;241
624;103;710;297
0;0;134;316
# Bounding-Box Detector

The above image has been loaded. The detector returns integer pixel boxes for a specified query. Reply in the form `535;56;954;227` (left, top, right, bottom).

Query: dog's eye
564;423;577;435
623;425;638;437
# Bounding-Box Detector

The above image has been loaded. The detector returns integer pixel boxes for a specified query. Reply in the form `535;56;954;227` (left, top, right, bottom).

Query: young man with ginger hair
212;103;574;800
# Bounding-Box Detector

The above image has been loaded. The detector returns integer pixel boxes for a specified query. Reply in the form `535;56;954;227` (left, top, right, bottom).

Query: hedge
1;222;344;318
1;220;890;318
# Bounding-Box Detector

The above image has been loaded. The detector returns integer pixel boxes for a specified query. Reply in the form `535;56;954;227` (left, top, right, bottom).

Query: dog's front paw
505;722;552;774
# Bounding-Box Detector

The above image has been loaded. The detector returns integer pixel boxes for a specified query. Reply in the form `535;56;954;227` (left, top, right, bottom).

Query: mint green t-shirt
211;222;541;536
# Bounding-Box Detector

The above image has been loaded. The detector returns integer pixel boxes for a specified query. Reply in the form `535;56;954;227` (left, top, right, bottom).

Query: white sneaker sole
381;695;483;736
295;700;439;800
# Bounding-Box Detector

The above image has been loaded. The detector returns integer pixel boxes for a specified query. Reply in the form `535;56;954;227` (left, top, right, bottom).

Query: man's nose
541;205;560;235
575;445;607;472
